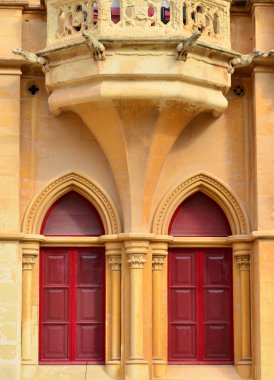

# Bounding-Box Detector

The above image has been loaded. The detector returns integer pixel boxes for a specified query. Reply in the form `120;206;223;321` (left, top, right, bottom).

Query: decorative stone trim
22;255;36;271
128;255;146;269
152;172;249;236
22;171;121;235
46;0;231;48
236;255;250;271
152;256;165;271
108;256;122;271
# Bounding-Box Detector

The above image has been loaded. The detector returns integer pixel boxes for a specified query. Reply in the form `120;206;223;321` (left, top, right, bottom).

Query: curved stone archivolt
22;171;121;235
152;172;250;236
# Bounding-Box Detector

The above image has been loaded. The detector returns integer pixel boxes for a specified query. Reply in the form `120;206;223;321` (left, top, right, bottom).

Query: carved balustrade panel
47;0;230;48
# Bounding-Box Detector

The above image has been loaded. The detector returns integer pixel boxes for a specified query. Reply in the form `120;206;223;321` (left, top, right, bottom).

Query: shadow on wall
171;111;215;153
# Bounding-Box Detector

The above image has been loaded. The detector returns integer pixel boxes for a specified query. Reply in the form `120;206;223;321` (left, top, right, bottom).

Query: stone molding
22;171;121;235
152;172;250;236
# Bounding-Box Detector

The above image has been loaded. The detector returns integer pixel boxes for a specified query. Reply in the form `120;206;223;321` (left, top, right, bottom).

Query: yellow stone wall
0;1;273;380
0;8;22;380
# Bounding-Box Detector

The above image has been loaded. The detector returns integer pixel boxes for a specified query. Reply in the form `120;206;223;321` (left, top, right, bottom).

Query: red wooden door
168;249;233;363
40;248;105;363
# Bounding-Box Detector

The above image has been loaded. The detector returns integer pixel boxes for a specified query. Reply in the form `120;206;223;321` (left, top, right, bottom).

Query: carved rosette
22;255;36;271
108;255;122;271
152;256;165;271
128;254;146;269
236;255;250;271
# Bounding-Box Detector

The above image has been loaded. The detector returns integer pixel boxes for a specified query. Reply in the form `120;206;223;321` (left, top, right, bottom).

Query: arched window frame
151;173;252;379
21;172;122;372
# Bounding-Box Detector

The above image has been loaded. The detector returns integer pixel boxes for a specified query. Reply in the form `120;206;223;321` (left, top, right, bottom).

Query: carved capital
108;255;122;271
22;255;36;271
236;255;250;271
152;256;165;271
128;254;146;269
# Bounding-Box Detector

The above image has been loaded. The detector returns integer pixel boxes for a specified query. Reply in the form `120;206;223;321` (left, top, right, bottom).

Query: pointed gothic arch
22;172;121;235
152;172;250;236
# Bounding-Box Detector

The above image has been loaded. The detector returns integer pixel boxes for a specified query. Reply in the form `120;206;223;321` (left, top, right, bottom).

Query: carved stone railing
46;0;231;48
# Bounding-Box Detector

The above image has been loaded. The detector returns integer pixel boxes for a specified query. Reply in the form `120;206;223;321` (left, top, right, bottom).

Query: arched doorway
168;192;233;363
39;191;105;363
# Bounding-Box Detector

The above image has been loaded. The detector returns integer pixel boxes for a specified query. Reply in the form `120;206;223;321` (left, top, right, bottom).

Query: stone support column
233;242;252;378
151;242;168;378
107;247;122;361
21;242;39;361
125;240;149;380
105;242;122;379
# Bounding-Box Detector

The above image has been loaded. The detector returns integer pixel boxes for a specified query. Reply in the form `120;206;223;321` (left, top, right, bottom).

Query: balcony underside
43;38;234;231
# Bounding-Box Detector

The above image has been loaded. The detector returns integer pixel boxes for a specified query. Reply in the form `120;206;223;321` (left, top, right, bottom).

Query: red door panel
204;289;230;322
170;253;196;286
202;250;232;361
76;288;103;321
41;250;69;361
170;325;196;359
40;248;105;363
43;252;68;285
76;251;104;360
43;289;69;322
169;251;197;361
170;289;196;322
77;252;103;285
42;325;69;359
204;325;231;359
76;324;104;359
204;253;230;286
169;249;233;364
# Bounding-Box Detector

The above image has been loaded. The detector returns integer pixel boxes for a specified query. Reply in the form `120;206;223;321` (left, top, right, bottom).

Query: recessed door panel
204;325;231;360
204;289;230;322
170;325;196;359
170;253;195;286
76;324;104;359
43;289;69;322
76;288;103;322
43;252;68;285
170;289;196;322
42;324;69;359
204;253;230;286
77;252;103;285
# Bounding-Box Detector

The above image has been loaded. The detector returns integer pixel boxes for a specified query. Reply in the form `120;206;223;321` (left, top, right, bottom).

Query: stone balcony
46;0;231;49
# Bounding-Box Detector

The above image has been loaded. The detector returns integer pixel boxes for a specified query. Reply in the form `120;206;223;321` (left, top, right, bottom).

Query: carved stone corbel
82;31;106;61
229;50;264;73
176;31;201;61
12;48;49;73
